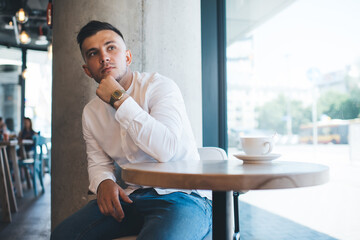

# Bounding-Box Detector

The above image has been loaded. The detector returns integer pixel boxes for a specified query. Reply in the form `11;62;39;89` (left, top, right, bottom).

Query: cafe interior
1;0;360;239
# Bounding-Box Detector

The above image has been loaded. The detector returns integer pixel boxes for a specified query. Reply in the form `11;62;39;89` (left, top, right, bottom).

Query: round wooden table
121;160;329;240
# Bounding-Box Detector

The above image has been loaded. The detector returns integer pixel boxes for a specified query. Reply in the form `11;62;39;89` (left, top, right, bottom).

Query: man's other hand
97;179;133;222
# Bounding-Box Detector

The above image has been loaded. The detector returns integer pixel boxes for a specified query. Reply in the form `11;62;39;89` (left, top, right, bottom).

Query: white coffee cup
240;136;274;155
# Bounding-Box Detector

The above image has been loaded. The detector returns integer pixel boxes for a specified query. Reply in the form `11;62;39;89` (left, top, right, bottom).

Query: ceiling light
16;8;29;24
47;1;53;27
19;30;31;44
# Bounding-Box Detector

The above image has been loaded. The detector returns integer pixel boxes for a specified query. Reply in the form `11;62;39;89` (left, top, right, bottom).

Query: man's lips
101;66;115;74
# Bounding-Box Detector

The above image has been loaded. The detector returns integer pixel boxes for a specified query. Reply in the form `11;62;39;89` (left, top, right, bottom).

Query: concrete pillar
51;0;202;229
142;1;202;142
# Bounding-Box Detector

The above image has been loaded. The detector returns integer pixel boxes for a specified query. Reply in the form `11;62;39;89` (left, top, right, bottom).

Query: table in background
4;140;23;198
121;160;329;240
3;139;33;198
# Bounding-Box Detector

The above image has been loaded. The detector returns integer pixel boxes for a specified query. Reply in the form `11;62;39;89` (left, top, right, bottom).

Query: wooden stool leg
2;148;18;212
8;145;23;197
0;147;12;222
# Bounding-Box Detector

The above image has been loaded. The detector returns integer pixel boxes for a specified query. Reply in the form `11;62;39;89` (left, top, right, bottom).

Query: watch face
110;90;125;107
113;90;121;98
113;90;123;99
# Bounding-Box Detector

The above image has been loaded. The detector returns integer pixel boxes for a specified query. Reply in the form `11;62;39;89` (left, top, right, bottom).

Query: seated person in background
51;21;212;240
18;117;37;156
0;116;8;141
0;116;7;134
5;118;15;135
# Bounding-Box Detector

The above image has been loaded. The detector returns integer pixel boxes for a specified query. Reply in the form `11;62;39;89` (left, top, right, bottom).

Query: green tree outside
318;88;360;120
257;94;311;135
256;77;360;136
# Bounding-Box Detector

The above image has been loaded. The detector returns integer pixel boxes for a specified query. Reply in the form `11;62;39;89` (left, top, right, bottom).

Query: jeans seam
203;197;212;240
202;223;212;240
193;195;212;239
190;192;212;213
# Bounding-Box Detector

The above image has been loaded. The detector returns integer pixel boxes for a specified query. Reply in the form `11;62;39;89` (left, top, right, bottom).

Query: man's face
81;30;132;83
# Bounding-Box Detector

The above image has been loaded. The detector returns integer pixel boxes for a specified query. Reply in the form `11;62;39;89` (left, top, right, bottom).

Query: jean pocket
190;193;212;215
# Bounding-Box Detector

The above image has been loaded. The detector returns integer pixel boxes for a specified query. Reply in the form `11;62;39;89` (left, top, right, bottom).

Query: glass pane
0;47;52;137
25;50;52;137
226;0;360;239
0;47;22;134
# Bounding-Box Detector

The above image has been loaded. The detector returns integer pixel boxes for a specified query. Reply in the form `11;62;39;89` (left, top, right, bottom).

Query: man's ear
126;50;132;66
82;65;93;78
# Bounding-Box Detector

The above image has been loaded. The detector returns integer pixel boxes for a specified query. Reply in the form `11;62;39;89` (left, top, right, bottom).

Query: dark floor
238;201;338;240
0;177;337;240
0;174;51;240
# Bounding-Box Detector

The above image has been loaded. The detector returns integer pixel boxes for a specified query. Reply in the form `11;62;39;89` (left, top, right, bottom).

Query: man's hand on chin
96;75;123;104
96;179;133;222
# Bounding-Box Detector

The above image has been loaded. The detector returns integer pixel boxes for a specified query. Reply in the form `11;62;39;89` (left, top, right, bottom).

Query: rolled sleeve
89;172;117;194
115;97;143;130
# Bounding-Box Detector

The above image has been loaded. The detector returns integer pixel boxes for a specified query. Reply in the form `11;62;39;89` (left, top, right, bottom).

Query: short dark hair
77;20;125;51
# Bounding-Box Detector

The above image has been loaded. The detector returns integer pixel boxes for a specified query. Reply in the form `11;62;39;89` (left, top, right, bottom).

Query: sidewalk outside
229;144;360;240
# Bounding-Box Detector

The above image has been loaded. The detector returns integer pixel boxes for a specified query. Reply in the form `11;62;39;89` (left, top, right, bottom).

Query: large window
226;0;360;239
0;47;52;137
24;50;52;137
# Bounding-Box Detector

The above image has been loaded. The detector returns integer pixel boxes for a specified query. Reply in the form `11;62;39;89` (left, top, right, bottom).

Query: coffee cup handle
263;141;273;155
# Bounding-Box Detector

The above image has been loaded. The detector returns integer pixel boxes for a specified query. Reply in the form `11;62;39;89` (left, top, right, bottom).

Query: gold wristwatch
109;89;126;107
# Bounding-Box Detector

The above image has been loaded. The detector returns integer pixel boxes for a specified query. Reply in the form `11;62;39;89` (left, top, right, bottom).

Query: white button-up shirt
82;72;199;195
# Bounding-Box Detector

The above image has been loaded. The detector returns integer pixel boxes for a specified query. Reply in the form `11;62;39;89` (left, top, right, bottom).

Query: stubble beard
116;67;130;87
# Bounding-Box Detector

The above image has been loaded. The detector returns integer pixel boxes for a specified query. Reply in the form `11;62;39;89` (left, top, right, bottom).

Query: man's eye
108;46;115;51
88;52;96;57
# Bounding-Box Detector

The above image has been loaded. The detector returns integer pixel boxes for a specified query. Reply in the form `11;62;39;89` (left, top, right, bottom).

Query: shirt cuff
89;173;116;194
115;97;143;130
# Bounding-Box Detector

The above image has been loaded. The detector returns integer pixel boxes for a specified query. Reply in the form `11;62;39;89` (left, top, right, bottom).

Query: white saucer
233;153;281;164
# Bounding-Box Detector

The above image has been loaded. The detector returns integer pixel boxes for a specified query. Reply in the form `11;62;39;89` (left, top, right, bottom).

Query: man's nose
99;52;110;63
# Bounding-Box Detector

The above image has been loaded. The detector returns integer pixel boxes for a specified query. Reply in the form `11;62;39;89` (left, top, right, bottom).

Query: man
51;21;212;240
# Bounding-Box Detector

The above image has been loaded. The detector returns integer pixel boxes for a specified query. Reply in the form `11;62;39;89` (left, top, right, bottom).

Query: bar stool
0;144;18;222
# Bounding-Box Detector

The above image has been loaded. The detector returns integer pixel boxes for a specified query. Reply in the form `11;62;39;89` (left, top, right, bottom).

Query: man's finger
118;188;133;204
101;201;111;215
104;197;115;215
98;195;112;215
98;200;109;215
98;202;105;215
112;198;124;222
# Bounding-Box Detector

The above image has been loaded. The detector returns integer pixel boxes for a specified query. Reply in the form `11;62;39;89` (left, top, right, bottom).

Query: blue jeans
51;188;212;240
